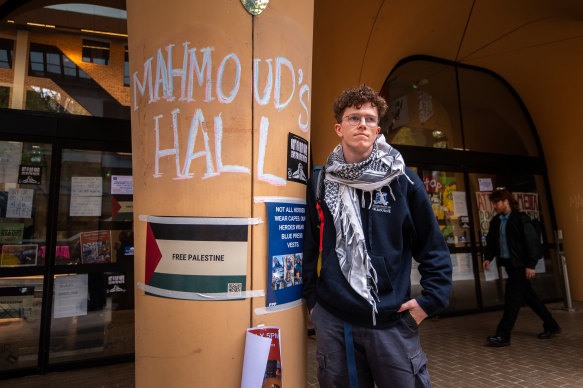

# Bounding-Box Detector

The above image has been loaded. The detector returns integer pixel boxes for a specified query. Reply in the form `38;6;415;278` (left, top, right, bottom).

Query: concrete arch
312;0;583;300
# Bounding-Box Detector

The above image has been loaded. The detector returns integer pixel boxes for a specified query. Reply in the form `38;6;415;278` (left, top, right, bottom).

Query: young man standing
302;85;452;387
483;188;561;347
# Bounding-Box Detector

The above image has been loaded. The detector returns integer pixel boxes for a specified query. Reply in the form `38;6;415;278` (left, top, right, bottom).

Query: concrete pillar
126;0;313;386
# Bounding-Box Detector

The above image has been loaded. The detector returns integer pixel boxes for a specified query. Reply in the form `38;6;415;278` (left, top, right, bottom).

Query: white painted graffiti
133;42;310;185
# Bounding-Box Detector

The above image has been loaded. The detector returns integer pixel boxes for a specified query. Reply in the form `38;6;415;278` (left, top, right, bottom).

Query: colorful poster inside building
80;230;112;264
423;173;467;245
0;223;24;244
144;217;249;299
265;202;305;307
0;244;38;267
476;191;540;239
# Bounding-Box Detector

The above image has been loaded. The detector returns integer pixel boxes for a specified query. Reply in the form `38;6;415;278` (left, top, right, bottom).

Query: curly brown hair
333;84;388;123
489;188;519;211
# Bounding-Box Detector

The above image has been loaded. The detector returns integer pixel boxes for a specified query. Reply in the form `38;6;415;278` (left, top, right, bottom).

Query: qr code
228;283;242;296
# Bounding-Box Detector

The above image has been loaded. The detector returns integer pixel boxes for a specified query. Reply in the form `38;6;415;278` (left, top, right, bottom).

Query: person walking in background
483;188;561;347
302;85;452;387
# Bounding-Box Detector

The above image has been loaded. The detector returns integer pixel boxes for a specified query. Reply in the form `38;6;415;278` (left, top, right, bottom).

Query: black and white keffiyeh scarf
323;134;412;325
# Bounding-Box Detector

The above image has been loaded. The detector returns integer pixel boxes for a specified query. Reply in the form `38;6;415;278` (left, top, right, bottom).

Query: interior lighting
81;29;128;37
26;22;56;28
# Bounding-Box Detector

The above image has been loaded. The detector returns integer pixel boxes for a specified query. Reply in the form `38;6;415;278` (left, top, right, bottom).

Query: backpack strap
312;166;325;203
311;166;325;276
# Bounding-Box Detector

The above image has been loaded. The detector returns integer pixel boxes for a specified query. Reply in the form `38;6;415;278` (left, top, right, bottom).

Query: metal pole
555;229;575;312
561;255;575;312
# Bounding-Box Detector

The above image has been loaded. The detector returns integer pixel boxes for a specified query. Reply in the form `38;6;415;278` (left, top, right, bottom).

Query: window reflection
0;38;14;69
82;39;110;65
0;7;129;119
27;43;128;118
0;277;43;371
382;58;540;156
381;60;463;150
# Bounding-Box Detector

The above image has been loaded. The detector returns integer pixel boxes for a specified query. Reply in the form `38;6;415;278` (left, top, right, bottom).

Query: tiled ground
2;301;581;387
308;301;583;387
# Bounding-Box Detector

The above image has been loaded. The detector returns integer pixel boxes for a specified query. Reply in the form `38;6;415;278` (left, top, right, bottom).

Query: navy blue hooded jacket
302;168;452;328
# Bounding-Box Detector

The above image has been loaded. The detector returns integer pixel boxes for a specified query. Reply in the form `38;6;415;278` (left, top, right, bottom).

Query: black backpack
523;214;544;260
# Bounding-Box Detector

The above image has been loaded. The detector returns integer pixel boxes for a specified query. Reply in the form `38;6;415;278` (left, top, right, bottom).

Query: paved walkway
308;301;582;387
2;302;581;387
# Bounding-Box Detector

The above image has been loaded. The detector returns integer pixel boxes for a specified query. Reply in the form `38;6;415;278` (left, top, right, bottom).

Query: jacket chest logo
372;192;391;213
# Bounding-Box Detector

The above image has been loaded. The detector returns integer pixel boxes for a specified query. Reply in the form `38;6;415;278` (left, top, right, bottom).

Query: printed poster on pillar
144;217;248;299
287;133;308;184
266;202;305;307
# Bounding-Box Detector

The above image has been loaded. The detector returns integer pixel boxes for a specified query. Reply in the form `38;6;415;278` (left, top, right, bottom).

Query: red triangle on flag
145;222;162;284
112;197;121;219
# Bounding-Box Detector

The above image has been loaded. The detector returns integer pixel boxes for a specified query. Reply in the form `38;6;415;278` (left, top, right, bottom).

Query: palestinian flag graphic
143;217;250;300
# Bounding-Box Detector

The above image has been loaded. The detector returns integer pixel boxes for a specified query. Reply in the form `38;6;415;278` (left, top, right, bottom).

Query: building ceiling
0;0;127;36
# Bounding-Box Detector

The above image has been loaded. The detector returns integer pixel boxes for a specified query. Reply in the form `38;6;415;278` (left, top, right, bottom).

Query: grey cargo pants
311;303;431;388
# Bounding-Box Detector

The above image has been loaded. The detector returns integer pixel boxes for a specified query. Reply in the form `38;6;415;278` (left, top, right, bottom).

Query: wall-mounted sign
111;175;133;195
478;178;493;192
53;274;88;319
144;217;250;299
287;133;308;185
18;165;42;185
107;274;126;294
0;223;24;244
70;177;103;217
6;188;33;218
265;201;305;307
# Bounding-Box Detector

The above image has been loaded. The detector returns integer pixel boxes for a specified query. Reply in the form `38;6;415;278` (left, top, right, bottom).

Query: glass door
49;148;134;365
0;140;52;371
414;169;478;312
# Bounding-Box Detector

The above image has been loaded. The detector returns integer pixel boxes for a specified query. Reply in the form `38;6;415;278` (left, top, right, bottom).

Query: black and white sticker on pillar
287;133;308;184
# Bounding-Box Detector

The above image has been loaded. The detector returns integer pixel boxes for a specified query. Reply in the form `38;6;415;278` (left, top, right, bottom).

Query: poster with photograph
80;230;112;264
241;326;282;388
265;201;305;307
0;244;38;267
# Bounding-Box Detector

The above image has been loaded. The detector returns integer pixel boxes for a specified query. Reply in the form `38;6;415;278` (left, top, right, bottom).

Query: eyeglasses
342;114;378;128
